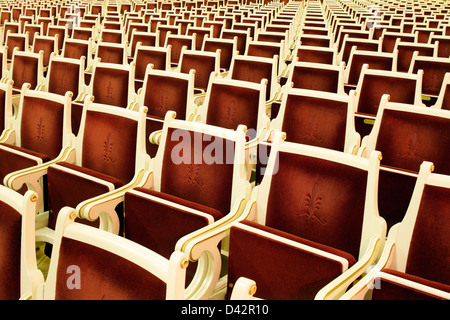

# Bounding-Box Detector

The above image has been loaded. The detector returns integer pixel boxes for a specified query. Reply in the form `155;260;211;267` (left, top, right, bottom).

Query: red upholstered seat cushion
124;187;223;285
227;220;356;300
371;269;450;300
47;161;124;230
54;237;167;300
124;187;222;259
0;143;51;195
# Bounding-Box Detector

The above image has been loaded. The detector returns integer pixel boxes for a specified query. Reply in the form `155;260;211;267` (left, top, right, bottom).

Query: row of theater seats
0;0;449;300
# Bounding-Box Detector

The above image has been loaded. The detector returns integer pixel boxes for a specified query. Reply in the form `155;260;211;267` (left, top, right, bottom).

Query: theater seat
359;94;450;229
340;162;450;300
121;113;251;299
35;99;150;246
1;86;73;213
271;85;360;154
37;207;188;300
226;134;386;300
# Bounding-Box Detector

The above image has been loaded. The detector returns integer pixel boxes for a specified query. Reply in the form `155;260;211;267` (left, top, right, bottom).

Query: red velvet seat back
281;94;348;151
435;38;450;58
130;34;157;57
341;41;379;65
412;60;450;96
48;60;81;97
160;127;235;216
375;109;450;175
157;26;178;47
348;55;393;86
7;36;26;60
358;74;417;115
206;82;260;134
247;44;281;61
381;34;415;53
231;59;273;100
406;184;450;285
167;37;193;64
222;30;247;54
179;53;216;92
96;45;124;64
101;31;122;44
54;237;167;300
63;41;89;60
12;55;39;90
72;29;92;41
297;47;335;65
20;95;65;159
299;36;331;47
257;33;286;44
92;67;129;108
143;73;189;120
291;65;340;93
47;27;66;52
24;26;41;47
203;40;234;70
127;24;147;43
266;151;369;258
33;38;55;67
0;200;21;299
375;109;450;228
135;49;167;81
397;45;434;72
81;109;138;184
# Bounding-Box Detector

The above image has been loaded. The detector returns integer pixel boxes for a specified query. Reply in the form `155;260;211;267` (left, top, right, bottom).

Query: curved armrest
357;135;370;157
338;241;396;300
76;168;153;234
149;129;163;145
174;196;250;299
4;146;76;212
0;128;15;144
315;235;384;300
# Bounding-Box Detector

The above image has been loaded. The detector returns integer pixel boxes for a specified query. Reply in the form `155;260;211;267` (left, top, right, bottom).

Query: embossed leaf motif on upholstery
35;117;47;142
105;81;114;103
297;183;326;225
224;99;236;127
399;132;422;162
301;114;321;143
180;163;203;186
100;132;115;163
158;90;169;112
20;68;26;85
57;75;67;93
